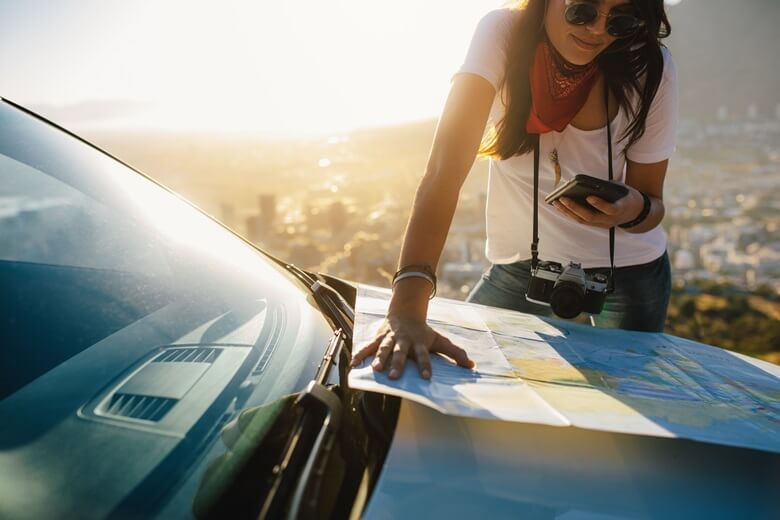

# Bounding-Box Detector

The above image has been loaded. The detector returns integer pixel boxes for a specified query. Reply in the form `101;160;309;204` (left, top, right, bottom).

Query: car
0;97;399;519
1;97;778;519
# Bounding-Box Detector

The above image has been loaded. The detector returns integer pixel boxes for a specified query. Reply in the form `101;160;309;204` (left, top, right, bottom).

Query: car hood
364;399;779;520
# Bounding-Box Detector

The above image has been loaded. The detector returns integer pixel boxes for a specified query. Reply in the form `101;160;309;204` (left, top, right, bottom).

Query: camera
525;261;609;319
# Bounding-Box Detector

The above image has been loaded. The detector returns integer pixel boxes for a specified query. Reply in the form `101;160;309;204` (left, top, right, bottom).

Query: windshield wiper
192;330;349;520
259;329;347;519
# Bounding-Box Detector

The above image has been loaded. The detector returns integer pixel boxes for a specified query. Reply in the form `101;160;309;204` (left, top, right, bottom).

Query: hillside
666;284;780;363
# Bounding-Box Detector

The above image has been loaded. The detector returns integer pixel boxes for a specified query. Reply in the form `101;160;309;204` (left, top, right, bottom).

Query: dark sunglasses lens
565;4;597;25
608;15;641;37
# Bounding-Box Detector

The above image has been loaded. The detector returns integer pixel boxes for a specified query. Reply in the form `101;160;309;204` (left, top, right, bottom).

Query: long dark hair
480;0;671;159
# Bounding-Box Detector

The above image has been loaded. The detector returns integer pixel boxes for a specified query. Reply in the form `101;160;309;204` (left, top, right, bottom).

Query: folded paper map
349;286;780;453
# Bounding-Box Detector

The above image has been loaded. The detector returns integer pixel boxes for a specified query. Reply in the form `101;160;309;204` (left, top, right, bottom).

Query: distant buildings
665;113;780;294
215;112;780;300
246;193;278;245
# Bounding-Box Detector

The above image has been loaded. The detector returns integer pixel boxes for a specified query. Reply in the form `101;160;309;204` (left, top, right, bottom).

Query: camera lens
550;281;585;319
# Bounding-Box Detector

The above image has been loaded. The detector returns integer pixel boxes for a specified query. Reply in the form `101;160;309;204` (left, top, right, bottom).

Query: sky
0;0;685;136
0;0;508;136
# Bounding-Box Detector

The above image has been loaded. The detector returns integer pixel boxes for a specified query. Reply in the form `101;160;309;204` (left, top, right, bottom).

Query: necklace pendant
549;148;562;187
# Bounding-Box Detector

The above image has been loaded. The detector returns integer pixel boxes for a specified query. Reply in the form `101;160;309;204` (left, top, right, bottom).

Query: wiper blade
260;381;342;519
196;331;347;520
314;328;347;386
260;331;347;519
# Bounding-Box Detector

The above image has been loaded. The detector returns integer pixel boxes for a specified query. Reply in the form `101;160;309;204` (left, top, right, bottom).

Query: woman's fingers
432;334;475;368
388;339;411;379
560;197;600;223
350;321;475;380
555;199;611;228
586;196;619;215
373;333;396;370
412;342;433;379
553;200;586;224
350;333;385;367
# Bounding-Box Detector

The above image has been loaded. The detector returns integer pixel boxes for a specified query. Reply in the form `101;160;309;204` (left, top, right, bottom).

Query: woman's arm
350;72;496;379
620;158;667;233
552;158;668;232
392;73;498;317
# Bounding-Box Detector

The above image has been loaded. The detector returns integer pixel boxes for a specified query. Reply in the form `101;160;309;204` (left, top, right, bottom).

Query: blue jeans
466;252;671;332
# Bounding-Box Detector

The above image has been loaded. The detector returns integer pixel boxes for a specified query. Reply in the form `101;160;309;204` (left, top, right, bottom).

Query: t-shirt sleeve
454;9;514;90
626;47;679;164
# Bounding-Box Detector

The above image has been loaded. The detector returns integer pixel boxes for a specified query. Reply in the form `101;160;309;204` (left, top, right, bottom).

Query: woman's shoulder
479;6;520;22
459;8;522;89
474;7;521;37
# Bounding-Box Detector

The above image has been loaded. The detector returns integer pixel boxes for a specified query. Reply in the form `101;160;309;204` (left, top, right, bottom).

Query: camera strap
604;81;616;292
531;80;616;291
531;134;540;270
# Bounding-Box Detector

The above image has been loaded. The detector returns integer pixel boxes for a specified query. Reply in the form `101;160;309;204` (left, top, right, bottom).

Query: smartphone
545;174;628;207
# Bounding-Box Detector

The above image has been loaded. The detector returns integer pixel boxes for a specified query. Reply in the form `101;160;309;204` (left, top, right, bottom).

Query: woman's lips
570;34;602;51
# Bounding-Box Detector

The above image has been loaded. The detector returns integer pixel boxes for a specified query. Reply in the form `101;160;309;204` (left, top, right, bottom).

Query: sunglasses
564;1;646;38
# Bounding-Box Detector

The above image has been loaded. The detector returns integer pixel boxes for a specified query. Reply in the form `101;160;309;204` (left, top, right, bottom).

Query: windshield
0;100;335;518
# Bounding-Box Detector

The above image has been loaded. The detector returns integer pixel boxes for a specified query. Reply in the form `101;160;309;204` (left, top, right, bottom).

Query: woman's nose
586;13;609;36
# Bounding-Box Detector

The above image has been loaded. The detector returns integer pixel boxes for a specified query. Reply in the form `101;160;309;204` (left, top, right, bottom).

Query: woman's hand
552;183;644;228
350;314;475;380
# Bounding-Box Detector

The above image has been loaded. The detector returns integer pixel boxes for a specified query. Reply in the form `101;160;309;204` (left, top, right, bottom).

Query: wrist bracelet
618;191;651;229
392;264;437;299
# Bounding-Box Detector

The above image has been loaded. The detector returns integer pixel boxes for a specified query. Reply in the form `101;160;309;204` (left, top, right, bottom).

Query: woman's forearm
383;74;495;320
388;171;462;319
623;159;668;234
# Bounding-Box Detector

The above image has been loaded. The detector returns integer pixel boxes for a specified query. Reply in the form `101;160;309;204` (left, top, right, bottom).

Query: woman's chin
564;34;605;64
559;50;596;67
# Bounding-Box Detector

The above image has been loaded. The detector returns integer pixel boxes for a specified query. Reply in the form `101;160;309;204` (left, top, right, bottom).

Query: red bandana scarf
526;38;598;134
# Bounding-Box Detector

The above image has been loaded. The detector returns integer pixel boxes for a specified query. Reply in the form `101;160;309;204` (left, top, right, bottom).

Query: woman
351;0;677;379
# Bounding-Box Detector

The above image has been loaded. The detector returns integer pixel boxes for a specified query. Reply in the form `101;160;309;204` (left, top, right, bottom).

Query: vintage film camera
525;261;609;319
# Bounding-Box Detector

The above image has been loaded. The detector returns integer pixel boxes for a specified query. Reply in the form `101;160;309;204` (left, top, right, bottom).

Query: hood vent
154;347;221;364
81;345;251;436
106;393;177;422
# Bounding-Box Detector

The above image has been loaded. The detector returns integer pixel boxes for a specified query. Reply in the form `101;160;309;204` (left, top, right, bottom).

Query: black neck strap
605;80;616;291
531;134;540;269
531;80;616;291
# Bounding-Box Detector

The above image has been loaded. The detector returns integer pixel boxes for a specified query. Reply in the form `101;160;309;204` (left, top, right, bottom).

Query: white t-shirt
456;9;678;268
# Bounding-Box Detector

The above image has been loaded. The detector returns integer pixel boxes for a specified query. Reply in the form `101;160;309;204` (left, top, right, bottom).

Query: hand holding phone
545;174;629;209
